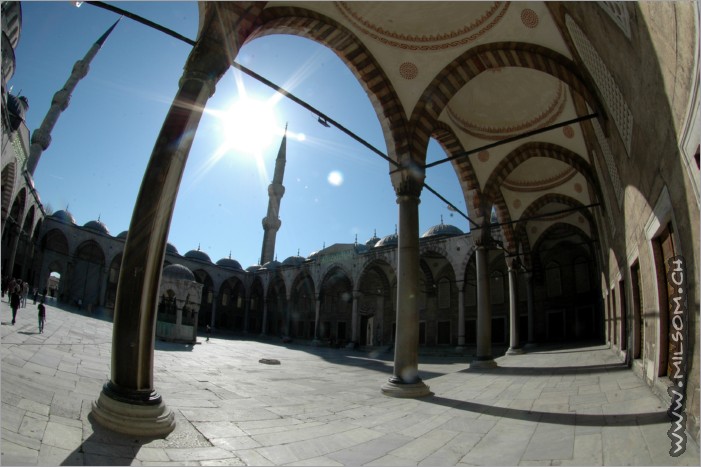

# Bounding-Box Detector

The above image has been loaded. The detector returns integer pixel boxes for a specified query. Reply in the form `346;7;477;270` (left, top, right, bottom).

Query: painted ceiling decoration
335;1;510;51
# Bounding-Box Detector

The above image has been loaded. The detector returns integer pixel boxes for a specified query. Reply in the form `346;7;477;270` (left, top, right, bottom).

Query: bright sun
216;96;280;157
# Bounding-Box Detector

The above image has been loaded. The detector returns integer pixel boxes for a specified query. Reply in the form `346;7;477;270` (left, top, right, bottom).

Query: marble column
473;238;497;368
5;222;21;278
347;291;361;348
506;259;523;355
91;33;230;437
456;283;466;349
260;298;268;337
209;293;218;330
313;293;321;344
243;295;251;333
526;272;536;346
381;169;431;397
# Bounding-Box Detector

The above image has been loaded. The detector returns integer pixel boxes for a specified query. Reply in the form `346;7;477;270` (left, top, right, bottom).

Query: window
437;279;450;309
490;271;504;304
574;258;590;293
546;262;562;297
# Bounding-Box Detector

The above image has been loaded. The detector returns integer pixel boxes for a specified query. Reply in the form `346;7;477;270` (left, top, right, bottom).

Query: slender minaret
260;125;288;265
26;19;120;175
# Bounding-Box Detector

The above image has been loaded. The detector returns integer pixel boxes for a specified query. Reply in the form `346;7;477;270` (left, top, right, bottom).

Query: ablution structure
1;1;699;440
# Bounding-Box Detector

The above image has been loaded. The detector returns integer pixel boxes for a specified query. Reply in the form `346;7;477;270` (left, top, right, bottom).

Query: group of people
2;276;46;332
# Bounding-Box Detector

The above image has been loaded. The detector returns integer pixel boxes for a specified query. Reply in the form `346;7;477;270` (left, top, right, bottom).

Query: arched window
574;257;590;292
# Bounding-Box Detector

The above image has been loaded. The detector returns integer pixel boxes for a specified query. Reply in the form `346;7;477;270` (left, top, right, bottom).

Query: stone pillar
473;239;497;368
457;283;466;349
260;297;268;337
209;294;218;330
313;293;321;344
243;295;251;333
347;291;361;348
91;31;230;437
5;223;21;278
506;259;523;355
381;168;431;397
526;272;536;346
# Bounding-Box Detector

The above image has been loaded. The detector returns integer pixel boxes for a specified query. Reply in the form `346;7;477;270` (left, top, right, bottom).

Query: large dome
421;222;464;238
282;255;306;267
375;232;398;248
184;248;211;263
83;219;110;236
162;263;195;282
50;210;76;225
216;256;243;270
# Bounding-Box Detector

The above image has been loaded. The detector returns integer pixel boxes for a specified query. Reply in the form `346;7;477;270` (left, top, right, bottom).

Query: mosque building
1;1;699;441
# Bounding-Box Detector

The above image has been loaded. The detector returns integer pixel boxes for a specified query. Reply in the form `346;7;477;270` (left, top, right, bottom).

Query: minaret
260;125;288;265
26;19;120;175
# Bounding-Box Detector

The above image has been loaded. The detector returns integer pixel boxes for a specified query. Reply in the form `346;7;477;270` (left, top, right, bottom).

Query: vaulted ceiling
205;1;630;263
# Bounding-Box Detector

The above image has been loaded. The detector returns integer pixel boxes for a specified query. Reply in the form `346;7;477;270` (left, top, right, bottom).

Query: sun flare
216;96;280;157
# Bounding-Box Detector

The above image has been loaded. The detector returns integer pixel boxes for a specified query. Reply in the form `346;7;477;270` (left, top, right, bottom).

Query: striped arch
531;222;595;256
1;162;16;232
490;189;518;254
252;6;411;164
431;121;485;225
482;142;603;203
516;193;598;247
409;41;607;162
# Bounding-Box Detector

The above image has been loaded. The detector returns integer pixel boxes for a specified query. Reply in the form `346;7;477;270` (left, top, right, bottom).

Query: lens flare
327;170;343;186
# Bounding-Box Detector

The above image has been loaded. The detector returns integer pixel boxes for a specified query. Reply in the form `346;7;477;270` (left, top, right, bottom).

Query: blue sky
11;1;467;268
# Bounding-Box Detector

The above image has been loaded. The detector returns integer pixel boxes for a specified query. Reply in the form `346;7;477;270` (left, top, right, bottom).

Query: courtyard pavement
1;299;699;466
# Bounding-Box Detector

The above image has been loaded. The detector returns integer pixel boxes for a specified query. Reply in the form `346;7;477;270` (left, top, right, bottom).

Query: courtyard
1;299;699;466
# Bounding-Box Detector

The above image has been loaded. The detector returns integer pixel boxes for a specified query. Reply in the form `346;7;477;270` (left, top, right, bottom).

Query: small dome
246;264;262;272
50;210;76;225
162;263;195;282
261;260;281;270
282;255;306;267
166;243;179;255
375;232;398;248
184;248;211;263
117;230;128;239
421;222;464;238
217;257;243;270
83;219;110;235
365;233;381;248
354;243;369;254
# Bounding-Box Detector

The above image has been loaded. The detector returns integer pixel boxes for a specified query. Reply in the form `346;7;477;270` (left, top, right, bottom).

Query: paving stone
0;439;40;465
522;422;575;461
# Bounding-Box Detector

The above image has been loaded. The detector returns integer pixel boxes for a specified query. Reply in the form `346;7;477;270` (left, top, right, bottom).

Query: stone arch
431;121;484;225
218;276;246;330
516;193;598;248
482;141;603;203
252;6;410;165
193;269;215;329
1;162;16;229
409;41;608;162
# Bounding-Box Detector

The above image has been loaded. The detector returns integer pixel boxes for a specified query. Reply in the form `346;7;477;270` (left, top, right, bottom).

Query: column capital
180;36;231;98
352;291;363;299
506;256;521;271
391;161;425;199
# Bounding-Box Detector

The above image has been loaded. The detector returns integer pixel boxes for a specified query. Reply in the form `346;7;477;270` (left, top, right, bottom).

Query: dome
50;210;76;225
365;232;381;248
83;219;110;235
375;232;398;248
246;264;262;272
217;257;243;270
184;248;211;263
166;242;179;256
421;222;464;238
282;255;306;267
162;264;195;282
117;230;128;239
261;260;281;270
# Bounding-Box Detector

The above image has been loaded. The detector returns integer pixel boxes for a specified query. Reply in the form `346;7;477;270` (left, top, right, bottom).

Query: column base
506;347;524;355
381;377;432;398
470;357;497;369
91;383;175;437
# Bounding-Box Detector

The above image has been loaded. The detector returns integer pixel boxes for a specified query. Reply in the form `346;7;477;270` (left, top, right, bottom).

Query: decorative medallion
399;62;418;80
521;8;539;28
563;125;575;138
574;182;583;193
478;150;490;162
512;199;522;209
336;1;510;51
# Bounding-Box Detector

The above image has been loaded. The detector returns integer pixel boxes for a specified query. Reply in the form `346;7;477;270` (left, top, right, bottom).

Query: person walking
37;300;46;333
21;281;29;308
10;289;20;325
